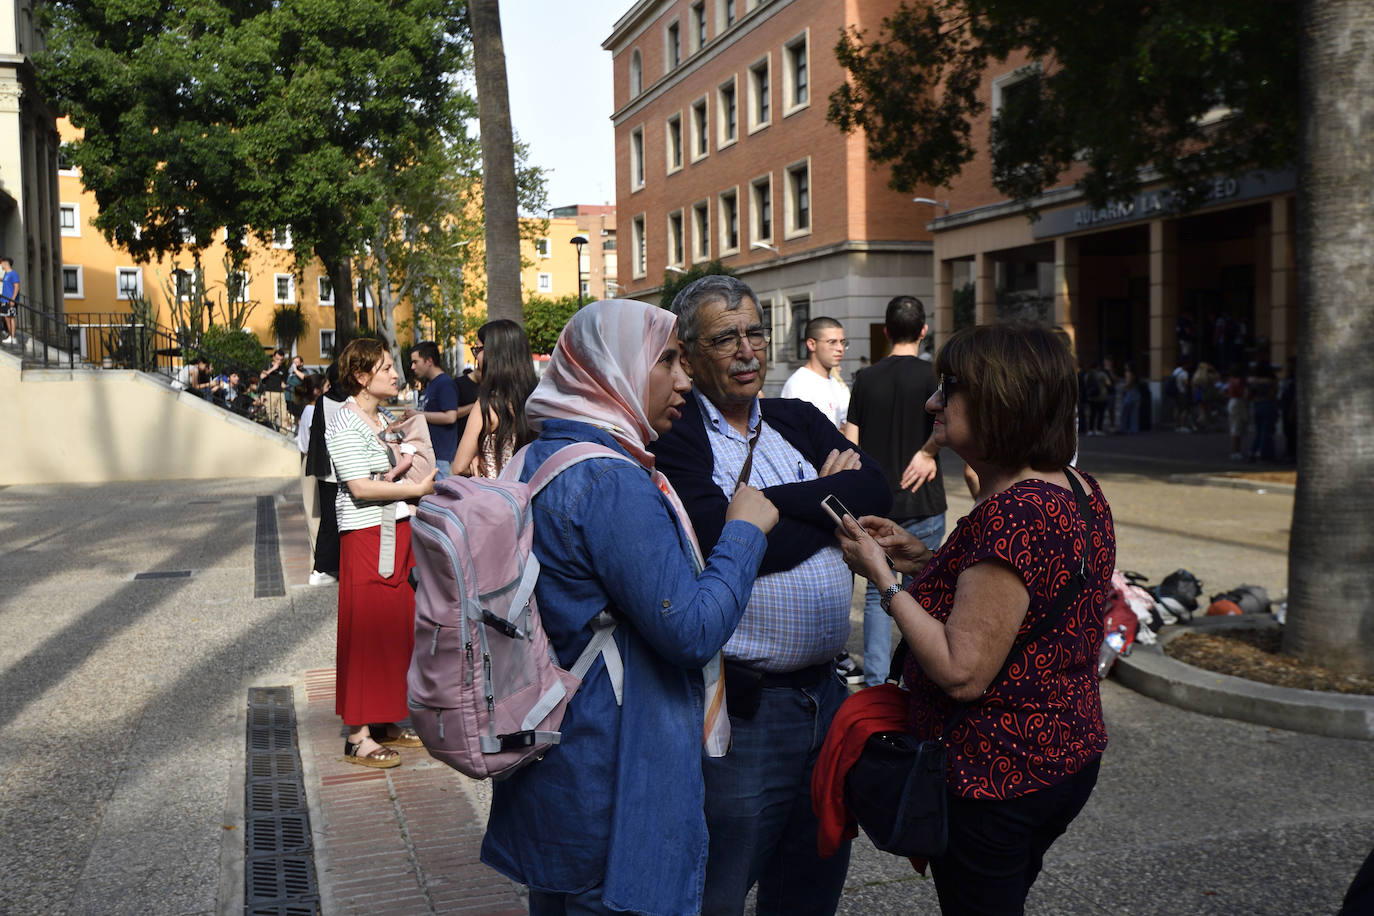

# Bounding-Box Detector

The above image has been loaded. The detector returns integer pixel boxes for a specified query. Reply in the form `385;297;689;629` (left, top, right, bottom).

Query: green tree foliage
197;324;269;376
658;260;737;311
828;1;1298;207
521;294;581;354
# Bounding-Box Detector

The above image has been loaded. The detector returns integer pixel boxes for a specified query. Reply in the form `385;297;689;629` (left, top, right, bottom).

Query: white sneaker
308;570;337;586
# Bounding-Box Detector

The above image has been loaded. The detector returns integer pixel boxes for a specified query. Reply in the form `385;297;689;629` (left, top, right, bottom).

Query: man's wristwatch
879;582;904;615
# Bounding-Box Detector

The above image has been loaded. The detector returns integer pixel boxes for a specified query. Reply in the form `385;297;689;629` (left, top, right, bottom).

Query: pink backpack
407;443;635;779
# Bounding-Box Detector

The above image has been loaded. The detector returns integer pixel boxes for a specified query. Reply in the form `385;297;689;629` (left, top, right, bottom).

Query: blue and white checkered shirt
695;390;853;672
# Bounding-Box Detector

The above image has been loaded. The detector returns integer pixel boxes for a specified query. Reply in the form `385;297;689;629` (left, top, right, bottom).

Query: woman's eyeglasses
938;373;961;401
471;345;485;357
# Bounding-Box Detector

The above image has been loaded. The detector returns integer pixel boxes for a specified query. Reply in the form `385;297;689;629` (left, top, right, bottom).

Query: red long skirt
335;520;416;725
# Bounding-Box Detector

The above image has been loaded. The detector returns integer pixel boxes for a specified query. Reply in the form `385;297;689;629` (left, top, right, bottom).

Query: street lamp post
570;234;590;307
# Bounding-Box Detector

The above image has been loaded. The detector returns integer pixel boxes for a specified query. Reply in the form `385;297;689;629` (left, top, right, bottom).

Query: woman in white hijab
480;300;778;916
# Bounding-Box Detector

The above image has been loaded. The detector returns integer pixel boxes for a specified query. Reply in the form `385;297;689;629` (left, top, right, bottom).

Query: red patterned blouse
903;473;1115;800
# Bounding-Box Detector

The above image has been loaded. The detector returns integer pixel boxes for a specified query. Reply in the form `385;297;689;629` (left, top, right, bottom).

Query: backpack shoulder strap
525;441;642;496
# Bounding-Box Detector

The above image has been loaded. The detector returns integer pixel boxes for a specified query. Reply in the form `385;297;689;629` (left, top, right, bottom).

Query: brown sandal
343;738;401;768
371;724;424;748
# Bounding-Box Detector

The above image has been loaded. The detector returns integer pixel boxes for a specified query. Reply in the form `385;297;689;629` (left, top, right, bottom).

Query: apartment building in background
604;0;940;393
1;0;62;317
523;204;618;303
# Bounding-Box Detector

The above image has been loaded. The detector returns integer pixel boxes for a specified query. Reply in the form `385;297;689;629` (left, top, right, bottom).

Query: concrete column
974;250;995;325
1269;196;1297;364
1148;218;1179;379
1053;235;1079;347
932;257;953;350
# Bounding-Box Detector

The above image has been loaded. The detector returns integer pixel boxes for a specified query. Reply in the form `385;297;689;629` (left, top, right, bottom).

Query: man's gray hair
669;275;759;343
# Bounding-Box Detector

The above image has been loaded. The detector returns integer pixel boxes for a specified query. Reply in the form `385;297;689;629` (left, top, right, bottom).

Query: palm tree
468;0;523;325
1288;0;1374;674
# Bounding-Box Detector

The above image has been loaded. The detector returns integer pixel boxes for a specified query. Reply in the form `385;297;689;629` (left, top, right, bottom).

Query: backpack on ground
406;442;636;780
1207;584;1271;616
1151;568;1203;623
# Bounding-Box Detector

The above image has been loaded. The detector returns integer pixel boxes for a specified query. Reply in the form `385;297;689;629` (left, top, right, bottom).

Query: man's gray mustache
729;358;761;374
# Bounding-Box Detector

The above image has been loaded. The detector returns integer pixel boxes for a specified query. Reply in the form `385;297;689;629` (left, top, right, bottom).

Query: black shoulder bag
843;472;1095;859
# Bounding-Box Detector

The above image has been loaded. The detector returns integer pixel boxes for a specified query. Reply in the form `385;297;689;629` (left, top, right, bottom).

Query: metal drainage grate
244;686;319;915
134;570;193;580
254;496;285;598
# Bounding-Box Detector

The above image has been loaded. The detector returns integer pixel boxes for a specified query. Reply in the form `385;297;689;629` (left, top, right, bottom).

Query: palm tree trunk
468;0;523;326
1288;0;1374;674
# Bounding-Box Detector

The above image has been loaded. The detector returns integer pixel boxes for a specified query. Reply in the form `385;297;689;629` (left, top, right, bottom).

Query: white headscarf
524;298;731;755
525;298;677;468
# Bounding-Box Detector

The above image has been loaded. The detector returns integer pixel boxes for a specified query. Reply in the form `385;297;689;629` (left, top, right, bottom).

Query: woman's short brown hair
935;322;1078;470
335;338;388;397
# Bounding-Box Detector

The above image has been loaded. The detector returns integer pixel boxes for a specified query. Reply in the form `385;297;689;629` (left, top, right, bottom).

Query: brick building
927;55;1297;384
528;205;618;303
604;0;940;393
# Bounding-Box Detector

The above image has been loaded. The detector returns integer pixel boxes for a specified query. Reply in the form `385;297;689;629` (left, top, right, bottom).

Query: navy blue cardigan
650;394;893;575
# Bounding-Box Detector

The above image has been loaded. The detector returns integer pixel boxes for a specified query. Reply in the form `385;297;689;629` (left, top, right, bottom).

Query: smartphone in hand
820;493;855;528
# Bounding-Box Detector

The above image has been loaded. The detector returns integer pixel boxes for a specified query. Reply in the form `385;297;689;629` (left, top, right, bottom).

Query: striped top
325;399;410;532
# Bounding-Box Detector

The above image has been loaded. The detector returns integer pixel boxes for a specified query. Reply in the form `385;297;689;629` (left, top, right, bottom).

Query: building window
317;276;333;305
784;32;809;114
631;126;646;190
717;78;737;146
59;203;79;236
719;189;739;254
272;227;293;249
666;113;683;173
175;269;194;300
691;1;707;52
62;265;84;299
535;237;551;258
785;159;811;238
274;274;296;304
693;200;711;261
691;97;710;161
537;272;553;293
632;214;647;278
58;143;77;174
116;268;142;300
227;270;251;303
748;57;770;131
750;174;773;244
667;210;685;266
790;295;811;360
320;329;336;359
720;0;735;29
630;49;643;97
759;298;774;361
666;21;681;71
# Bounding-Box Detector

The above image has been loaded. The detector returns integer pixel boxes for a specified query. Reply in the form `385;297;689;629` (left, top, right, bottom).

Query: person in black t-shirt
260;349;291;431
842;295;948;685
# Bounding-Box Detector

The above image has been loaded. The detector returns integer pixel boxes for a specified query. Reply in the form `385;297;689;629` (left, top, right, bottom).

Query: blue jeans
528;885;612;916
702;671;850;916
862;515;946;686
434;458;452;481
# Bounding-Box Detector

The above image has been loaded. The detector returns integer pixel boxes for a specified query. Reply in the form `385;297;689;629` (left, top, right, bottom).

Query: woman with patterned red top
835;322;1114;915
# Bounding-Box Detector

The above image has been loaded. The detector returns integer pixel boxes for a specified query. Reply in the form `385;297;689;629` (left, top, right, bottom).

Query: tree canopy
829;0;1299;207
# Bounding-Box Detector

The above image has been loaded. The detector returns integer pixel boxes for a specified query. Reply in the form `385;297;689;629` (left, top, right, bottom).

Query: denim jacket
480;419;767;916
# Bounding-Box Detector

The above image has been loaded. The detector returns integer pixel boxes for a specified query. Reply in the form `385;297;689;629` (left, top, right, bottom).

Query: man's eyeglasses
938;373;961;401
697;328;771;356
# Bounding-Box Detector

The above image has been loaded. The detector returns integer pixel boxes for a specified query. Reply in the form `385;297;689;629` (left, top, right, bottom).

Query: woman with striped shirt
325;339;436;768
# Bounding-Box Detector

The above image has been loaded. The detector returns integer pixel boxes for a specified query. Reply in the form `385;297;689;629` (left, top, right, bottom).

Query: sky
500;1;629;210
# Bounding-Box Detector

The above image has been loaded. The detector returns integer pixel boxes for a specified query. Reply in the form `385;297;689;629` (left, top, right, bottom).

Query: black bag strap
889;470;1097;741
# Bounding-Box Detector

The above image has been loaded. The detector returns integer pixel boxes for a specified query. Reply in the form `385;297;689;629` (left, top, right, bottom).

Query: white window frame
783;30;810;117
750;173;773;245
667;209;685;267
692;199;711;263
535;237;551;258
272;227;293;249
317;276;333;306
631;214;647;279
718;187;740;256
788;294;812;361
717;77;738;148
690;1;708;53
748;55;771;133
319;329;337;360
690;96;710;163
61;265;84;299
59;203;79;237
58;143;78;176
718;0;736;31
630;125;646;191
274;273;296;304
665;112;684;175
116;267;143;300
664;18;681;72
992;63;1042;116
174;268;194;301
784;157;812;240
630;48;643;97
537;272;553;293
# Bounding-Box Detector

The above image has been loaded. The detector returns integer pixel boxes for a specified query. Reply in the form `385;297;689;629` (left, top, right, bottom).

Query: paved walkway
0;428;1367;916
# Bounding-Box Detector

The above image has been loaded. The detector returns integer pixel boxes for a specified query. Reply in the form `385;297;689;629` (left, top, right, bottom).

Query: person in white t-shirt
780;316;849;428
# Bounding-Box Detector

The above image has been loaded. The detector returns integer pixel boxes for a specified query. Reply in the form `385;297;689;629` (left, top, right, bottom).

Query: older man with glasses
650;275;890;916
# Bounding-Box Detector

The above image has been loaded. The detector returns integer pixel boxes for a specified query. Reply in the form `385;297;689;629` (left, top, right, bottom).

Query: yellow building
521;205;618;303
56;118;408;367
